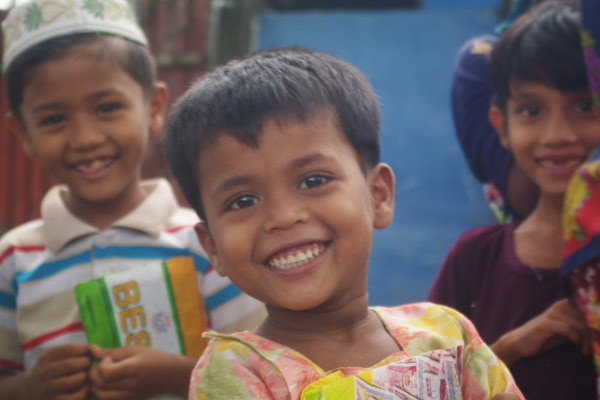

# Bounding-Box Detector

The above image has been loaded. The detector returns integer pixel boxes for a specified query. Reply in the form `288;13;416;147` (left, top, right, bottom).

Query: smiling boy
0;1;265;398
166;47;522;399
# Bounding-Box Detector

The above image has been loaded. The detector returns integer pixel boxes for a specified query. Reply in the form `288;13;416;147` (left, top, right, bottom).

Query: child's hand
26;342;91;400
492;299;591;366
89;345;196;399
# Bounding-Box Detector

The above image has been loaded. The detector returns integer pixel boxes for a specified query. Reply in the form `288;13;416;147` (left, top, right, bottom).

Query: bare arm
491;299;590;367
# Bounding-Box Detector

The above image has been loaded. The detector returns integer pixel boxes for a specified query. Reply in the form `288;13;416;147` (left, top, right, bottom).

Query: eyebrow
289;152;333;170
211;152;334;197
31;89;122;114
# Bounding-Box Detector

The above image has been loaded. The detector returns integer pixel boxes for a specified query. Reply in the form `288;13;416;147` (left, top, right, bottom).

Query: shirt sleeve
439;305;524;399
451;34;513;200
0;242;24;373
189;337;289;400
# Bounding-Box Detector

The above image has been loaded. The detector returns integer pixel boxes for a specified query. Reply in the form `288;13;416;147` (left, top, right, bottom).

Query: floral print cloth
189;303;522;400
560;1;600;398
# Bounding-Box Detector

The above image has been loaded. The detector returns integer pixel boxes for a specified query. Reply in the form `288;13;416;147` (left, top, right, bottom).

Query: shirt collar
41;178;179;252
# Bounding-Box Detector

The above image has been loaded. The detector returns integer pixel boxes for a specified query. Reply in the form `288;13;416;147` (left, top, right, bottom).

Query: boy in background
0;0;265;398
428;1;597;399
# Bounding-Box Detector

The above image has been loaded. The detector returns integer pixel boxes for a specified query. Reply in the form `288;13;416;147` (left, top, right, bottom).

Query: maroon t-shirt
427;222;595;400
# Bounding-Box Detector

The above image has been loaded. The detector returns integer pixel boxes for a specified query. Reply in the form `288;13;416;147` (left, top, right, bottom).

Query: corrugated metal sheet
0;0;210;233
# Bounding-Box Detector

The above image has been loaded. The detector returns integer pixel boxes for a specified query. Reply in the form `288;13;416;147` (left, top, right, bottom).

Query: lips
265;242;327;270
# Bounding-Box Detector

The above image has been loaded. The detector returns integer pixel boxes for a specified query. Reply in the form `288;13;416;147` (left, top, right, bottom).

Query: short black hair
490;0;587;113
165;47;380;220
5;33;156;121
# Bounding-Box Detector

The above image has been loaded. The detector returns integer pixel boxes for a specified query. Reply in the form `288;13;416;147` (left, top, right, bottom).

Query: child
451;0;542;223
0;0;265;399
164;47;523;399
428;2;598;399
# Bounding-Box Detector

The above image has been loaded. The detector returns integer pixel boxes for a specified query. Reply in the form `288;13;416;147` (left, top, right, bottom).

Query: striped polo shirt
0;178;266;372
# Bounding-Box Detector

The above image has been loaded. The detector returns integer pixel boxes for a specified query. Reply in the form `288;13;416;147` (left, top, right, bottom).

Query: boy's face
10;46;166;219
490;81;600;198
195;112;394;312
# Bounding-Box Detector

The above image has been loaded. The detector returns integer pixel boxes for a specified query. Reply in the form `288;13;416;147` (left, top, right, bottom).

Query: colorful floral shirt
189;303;522;399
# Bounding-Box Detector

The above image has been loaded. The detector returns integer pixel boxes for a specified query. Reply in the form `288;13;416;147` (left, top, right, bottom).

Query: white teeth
540;159;581;168
267;245;325;270
74;158;112;172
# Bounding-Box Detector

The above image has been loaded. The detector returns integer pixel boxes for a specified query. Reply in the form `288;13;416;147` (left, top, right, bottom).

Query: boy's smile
491;81;600;198
11;45;166;227
195;111;394;313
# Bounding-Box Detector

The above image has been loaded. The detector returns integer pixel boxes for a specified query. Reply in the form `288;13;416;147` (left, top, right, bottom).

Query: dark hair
165;47;380;220
5;33;156;121
490;0;587;113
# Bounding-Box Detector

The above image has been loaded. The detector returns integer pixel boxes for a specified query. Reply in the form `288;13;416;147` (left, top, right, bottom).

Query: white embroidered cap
2;0;148;74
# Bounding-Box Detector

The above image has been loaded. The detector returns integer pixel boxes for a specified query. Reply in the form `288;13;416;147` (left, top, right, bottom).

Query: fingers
90;352;136;390
39;343;90;364
38;352;92;380
541;300;592;350
32;343;92;398
49;385;91;400
563;300;594;355
42;369;89;394
90;344;138;363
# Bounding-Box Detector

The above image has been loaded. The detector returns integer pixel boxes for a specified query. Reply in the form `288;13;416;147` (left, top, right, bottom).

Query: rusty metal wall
0;0;210;233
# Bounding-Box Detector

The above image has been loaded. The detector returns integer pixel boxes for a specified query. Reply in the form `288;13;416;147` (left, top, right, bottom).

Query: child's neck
61;183;149;231
255;295;401;371
514;192;564;269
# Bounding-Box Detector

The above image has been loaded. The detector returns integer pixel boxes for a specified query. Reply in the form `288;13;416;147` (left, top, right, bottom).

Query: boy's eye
229;194;259;210
97;102;122;114
299;175;330;190
40;114;65;126
575;98;596;114
519;104;541;117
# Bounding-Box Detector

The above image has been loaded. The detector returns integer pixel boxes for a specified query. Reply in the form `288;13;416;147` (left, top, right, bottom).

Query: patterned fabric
189;303;522;400
560;1;600;398
562;147;600;277
0;178;266;373
2;0;147;73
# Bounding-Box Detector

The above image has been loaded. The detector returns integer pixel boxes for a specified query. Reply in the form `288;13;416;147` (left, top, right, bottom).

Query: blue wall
423;0;500;8
256;8;498;305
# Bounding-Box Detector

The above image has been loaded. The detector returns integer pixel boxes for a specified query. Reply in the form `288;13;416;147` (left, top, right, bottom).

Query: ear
489;106;510;149
8;112;35;158
148;81;169;137
194;222;226;276
369;163;395;230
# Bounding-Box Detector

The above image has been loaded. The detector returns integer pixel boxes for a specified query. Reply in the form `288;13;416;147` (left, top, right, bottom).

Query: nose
69;115;106;151
541;112;577;146
263;190;309;232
